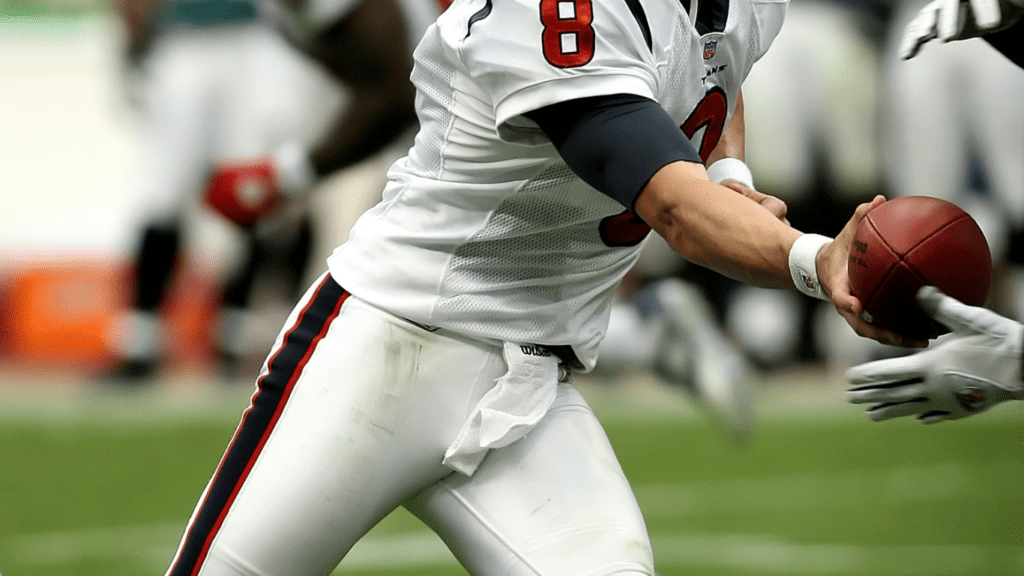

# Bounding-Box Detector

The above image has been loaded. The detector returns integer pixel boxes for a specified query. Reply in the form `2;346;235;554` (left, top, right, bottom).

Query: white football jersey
328;0;788;370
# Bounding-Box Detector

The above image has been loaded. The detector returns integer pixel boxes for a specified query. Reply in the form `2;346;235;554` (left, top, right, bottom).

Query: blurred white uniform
167;0;787;574
886;0;1024;236
132;0;315;226
109;0;328;377
884;0;1024;327
742;0;882;202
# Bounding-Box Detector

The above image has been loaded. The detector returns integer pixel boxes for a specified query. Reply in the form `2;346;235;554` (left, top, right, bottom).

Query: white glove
847;286;1024;424
899;0;1024;60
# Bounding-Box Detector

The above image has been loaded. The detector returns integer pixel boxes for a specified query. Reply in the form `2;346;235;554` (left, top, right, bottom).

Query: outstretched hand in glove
847;286;1024;424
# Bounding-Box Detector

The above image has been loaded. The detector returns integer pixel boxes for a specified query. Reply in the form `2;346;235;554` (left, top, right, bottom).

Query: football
848;195;992;339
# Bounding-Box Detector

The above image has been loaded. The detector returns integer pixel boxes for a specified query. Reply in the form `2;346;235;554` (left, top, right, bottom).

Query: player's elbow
634;165;711;263
638;195;710;266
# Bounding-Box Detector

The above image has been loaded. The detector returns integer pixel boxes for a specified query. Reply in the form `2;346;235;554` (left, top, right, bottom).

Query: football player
110;0;322;381
222;0;758;440
166;0;918;573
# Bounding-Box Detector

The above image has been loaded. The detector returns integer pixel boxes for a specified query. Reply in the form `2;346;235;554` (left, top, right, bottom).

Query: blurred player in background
108;0;437;382
848;0;1024;424
596;261;759;441
109;0;320;382
165;0;921;572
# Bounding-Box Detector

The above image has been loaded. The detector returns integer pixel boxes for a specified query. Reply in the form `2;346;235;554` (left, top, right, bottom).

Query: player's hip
262;273;509;449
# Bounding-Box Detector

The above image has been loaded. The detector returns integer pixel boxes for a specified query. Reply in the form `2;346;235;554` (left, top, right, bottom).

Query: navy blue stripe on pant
169;275;349;575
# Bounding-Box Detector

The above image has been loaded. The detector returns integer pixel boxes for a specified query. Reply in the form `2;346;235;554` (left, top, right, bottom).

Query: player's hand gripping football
204;142;316;228
847;286;1024;423
900;0;1024;60
816;196;927;348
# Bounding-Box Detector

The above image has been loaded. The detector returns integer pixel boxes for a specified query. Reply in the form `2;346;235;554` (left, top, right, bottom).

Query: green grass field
0;369;1021;576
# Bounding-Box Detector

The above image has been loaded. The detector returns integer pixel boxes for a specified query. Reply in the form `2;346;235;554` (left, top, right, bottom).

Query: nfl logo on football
703;40;717;59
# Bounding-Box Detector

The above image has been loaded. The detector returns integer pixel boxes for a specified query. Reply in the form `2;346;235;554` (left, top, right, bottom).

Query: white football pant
166;273;655;575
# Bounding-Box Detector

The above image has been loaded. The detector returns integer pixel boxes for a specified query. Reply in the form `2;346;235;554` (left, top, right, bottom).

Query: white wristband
789;233;832;301
272;141;317;197
706;157;754;189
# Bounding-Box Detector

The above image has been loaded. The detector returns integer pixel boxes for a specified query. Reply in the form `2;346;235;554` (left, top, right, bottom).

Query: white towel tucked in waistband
442;342;561;476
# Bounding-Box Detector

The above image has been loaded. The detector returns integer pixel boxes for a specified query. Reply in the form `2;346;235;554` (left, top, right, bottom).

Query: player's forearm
636;160;801;288
308;84;417;177
117;0;159;57
305;0;419;176
984;20;1024;67
705;89;745;166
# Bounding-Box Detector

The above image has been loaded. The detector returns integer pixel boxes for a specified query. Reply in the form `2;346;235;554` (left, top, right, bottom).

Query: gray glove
847;286;1024;423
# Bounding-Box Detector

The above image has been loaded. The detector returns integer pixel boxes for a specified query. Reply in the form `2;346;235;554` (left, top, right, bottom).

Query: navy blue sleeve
525;94;702;209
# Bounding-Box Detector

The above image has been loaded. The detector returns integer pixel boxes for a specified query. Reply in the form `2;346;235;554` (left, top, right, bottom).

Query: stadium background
0;1;1021;575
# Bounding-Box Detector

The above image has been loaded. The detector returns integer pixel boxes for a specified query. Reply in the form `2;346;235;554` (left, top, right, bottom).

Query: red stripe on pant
168;275;349;575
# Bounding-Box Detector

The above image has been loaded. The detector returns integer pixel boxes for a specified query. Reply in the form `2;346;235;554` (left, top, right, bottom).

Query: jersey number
680;87;727;164
598;89;730;246
540;0;595;68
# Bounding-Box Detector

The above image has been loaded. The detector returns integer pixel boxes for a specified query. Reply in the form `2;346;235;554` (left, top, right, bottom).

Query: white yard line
651;533;1024;575
4;462;1021;573
1;523;458;571
634;460;1023;518
4;523;1020;575
3;522;184;567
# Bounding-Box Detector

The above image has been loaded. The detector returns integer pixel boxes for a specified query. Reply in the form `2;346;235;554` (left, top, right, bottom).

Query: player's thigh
971;51;1024;228
171;276;505;575
886;35;967;199
405;382;655;576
